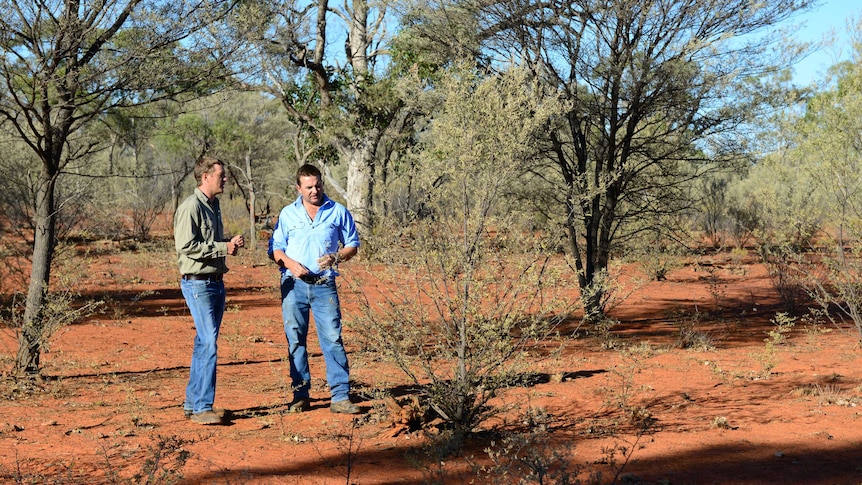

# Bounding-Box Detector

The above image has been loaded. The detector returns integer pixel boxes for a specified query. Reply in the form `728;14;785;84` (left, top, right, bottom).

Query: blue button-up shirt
268;194;360;277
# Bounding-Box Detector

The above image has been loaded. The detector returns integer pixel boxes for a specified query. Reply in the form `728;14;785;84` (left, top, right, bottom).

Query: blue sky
789;0;861;85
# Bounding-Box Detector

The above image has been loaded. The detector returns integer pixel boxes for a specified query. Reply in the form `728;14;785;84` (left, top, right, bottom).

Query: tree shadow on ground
173;426;862;485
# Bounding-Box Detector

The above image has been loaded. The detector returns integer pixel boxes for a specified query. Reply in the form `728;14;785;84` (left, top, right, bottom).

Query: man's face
297;174;324;206
202;164;226;197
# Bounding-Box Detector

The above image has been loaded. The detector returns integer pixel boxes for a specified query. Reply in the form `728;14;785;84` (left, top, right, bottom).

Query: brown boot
330;399;360;414
190;410;223;425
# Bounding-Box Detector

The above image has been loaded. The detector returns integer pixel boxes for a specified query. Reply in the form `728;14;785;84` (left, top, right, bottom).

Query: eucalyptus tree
402;0;817;319
235;0;406;230
0;0;243;376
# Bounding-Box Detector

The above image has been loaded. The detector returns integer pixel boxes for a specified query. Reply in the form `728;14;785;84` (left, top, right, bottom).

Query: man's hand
317;253;339;269
275;254;309;277
227;234;245;256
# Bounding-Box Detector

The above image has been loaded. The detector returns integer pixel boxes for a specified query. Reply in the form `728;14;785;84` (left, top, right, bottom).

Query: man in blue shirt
269;164;361;414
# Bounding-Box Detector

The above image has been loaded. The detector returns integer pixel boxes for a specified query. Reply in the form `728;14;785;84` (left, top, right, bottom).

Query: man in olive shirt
174;157;244;425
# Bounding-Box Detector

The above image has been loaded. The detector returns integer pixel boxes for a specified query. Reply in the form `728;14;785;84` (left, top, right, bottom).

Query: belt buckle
299;274;325;284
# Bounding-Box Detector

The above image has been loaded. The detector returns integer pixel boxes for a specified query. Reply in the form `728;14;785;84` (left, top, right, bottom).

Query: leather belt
182;273;223;281
297;274;329;285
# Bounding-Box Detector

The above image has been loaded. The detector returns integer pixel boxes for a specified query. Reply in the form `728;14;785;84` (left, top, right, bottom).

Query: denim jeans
181;278;225;414
280;274;351;402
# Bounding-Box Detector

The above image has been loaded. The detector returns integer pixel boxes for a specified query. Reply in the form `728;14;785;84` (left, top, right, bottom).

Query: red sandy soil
1;238;862;485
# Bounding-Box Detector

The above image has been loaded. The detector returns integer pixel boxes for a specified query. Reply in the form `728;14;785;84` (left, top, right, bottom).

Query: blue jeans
280;274;351;402
181;278;225;414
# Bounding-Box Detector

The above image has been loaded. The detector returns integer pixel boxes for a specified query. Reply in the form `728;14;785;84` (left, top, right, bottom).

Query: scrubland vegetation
3;1;862;483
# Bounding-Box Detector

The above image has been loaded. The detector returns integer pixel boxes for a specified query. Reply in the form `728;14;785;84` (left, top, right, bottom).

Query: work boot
330;399;360;414
190;410;223;425
288;398;310;413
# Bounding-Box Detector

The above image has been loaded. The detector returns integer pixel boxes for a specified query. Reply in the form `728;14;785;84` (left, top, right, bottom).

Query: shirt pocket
315;223;340;251
286;222;310;243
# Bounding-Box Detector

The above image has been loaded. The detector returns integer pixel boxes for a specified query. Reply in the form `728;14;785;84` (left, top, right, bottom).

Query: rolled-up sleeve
268;216;287;258
340;210;360;249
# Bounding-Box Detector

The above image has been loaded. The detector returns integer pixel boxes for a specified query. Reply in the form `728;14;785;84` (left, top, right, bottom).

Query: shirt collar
194;187;215;205
293;194;332;209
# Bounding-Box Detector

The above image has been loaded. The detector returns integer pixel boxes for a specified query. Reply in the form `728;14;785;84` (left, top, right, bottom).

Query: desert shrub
86;165;173;242
674;312;717;351
479;428;579;484
802;241;862;346
726;204;760;249
757;243;808;313
96;435;191;485
125;177;171;242
696;175;732;249
633;246;684;282
573;262;641;326
353;226;570;447
132;435;191;485
753;312;796;378
759;230;862;347
623;228;687;282
731;152;823;252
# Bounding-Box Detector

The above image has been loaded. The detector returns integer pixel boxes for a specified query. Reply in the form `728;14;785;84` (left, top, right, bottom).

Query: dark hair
194;157;223;185
295;163;322;185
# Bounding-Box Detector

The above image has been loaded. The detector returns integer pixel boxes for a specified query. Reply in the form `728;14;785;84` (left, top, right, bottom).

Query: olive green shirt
174;188;229;276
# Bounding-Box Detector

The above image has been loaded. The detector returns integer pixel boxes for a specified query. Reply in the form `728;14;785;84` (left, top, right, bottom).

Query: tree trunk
341;0;376;231
15;172;58;376
344;135;377;231
245;150;258;258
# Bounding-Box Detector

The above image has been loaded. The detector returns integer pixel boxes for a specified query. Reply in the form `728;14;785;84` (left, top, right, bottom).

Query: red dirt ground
1;238;862;484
